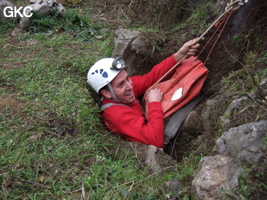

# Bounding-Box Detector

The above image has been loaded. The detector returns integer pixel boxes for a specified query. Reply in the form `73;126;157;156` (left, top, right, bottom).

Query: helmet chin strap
107;83;118;101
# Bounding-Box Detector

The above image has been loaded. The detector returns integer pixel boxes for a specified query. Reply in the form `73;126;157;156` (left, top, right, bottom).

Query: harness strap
101;103;132;111
107;83;118;100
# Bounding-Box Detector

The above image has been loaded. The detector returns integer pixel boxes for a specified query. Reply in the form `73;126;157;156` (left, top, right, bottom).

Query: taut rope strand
142;0;246;105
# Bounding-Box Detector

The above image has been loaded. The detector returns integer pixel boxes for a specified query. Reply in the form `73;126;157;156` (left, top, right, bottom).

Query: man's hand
174;37;204;61
146;88;163;103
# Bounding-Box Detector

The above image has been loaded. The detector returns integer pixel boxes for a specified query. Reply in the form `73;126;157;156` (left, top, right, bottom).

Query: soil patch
2;62;25;69
0;95;24;114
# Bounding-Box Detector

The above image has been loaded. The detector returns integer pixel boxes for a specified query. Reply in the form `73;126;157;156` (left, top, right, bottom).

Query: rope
197;13;228;60
202;9;234;64
142;0;245;105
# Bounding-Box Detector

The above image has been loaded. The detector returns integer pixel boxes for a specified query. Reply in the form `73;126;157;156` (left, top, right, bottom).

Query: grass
0;6;192;200
2;1;265;199
0;34;157;198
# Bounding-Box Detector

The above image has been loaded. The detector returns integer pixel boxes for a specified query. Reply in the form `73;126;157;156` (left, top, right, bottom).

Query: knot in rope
225;0;239;13
225;0;248;13
142;0;248;105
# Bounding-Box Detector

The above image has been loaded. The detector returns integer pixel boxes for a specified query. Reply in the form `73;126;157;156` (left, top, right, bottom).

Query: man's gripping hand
174;37;204;61
146;88;163;103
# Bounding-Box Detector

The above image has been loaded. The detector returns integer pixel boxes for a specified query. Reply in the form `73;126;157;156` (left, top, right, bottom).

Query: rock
129;142;181;198
20;0;65;30
112;28;153;76
130;142;177;173
220;96;250;130
164;178;183;199
192;120;267;199
192;154;245;200
145;145;161;172
252;78;267;100
183;110;204;135
29;0;65;13
216;120;267;164
201;98;219;131
112;28;141;58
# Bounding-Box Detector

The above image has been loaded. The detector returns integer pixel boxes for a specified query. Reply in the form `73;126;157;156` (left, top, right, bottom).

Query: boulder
192;154;245;200
192;120;267;199
216;120;267;164
201;98;220;131
20;0;65;30
130;142;181;199
112;28;153;76
130;142;177;174
220;96;250;131
183;110;204;135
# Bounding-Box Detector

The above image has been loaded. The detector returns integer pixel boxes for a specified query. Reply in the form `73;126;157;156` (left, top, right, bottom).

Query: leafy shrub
30;8;101;42
0;18;17;35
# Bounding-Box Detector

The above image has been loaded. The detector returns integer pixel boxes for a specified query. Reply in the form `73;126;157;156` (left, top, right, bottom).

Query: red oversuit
101;55;177;148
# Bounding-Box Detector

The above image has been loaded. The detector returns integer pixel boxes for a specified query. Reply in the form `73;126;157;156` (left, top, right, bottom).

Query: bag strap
164;95;200;145
100;103;132;111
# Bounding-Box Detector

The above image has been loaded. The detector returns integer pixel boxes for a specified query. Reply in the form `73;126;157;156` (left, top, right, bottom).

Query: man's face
111;69;135;104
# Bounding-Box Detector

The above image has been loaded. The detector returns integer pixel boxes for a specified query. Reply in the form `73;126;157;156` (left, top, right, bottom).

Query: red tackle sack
152;56;209;118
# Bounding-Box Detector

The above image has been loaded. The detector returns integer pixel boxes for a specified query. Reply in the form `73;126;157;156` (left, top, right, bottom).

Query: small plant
29;8;101;42
258;50;267;64
220;159;267;200
0;18;17;35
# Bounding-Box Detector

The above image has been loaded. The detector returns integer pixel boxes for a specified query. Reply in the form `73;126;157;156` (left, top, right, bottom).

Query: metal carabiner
238;0;249;6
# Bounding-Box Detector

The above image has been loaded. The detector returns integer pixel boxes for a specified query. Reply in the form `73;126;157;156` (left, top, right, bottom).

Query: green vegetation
29;9;102;42
0;18;17;34
221;163;267;200
0;5;192;200
1;0;266;199
258;50;267;64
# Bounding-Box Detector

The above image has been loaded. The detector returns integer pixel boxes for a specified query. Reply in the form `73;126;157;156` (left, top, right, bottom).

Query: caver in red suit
100;55;177;148
87;38;202;148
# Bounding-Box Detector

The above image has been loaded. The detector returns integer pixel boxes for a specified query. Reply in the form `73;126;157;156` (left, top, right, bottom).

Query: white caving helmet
87;57;125;95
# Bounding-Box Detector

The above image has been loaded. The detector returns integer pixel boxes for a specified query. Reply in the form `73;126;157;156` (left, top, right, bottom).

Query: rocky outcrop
217;120;267;164
20;0;65;29
112;28;154;76
1;0;65;29
192;117;267;199
192;154;244;200
192;75;267;199
220;96;250;130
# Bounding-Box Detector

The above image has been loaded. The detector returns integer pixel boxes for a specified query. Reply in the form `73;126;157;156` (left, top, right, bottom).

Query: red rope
197;16;227;58
197;10;234;64
142;6;238;105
